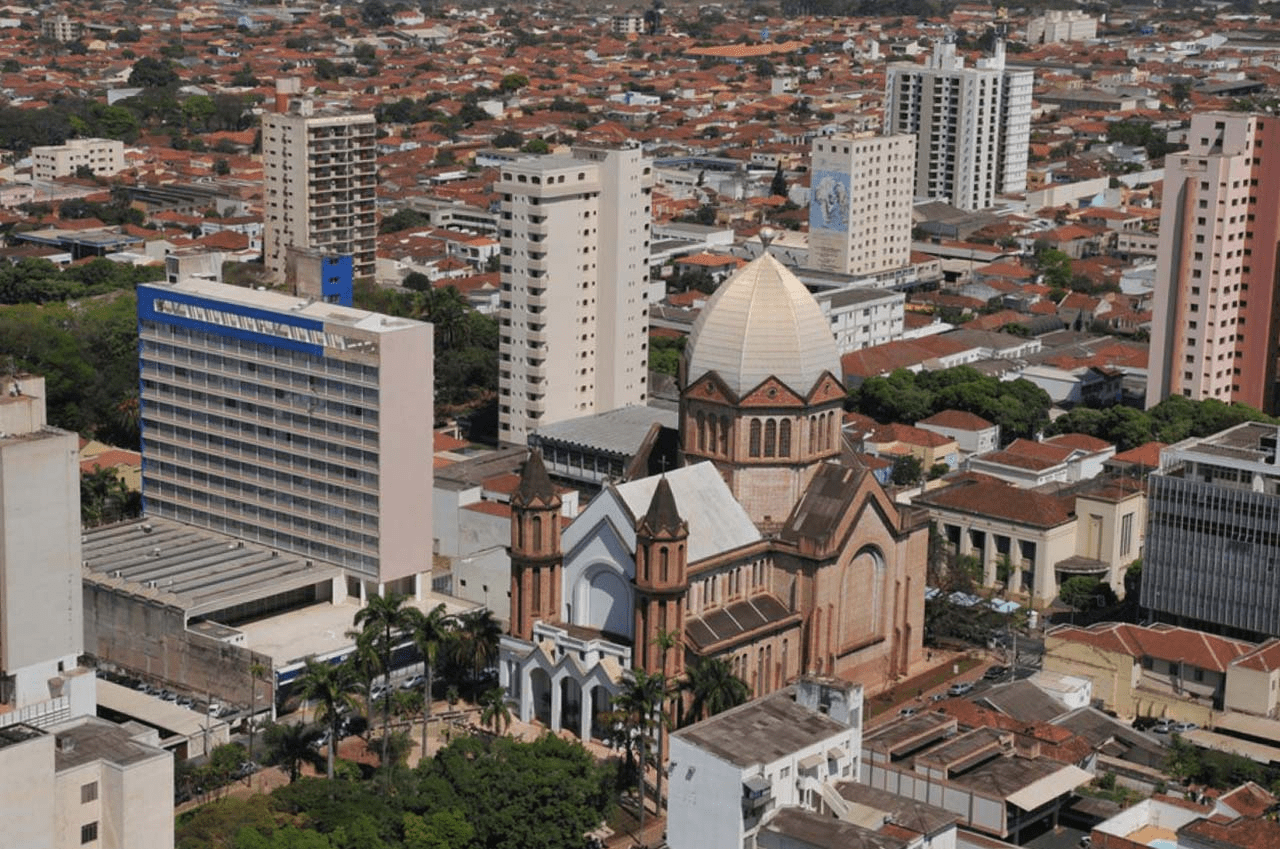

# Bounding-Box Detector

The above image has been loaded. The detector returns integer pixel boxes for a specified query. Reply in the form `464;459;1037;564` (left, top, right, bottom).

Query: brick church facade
498;247;928;740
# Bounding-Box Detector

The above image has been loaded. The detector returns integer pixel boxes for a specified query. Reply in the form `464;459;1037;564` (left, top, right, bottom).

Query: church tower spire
509;450;561;641
633;477;689;678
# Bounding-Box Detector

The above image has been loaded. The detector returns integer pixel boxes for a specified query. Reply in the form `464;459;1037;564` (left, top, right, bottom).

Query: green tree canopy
129;55;179;88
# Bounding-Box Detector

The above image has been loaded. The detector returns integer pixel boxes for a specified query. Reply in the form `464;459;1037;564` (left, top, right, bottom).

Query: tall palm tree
654;629;680;812
344;626;383;726
478;686;512;736
406;602;451;759
617;669;669;842
296;656;359;779
451;609;501;696
261;721;323;782
680;656;749;727
353;592;413;771
247;660;267;763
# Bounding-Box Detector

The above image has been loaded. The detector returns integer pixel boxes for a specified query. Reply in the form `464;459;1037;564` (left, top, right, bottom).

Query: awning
798;753;824;771
744;775;771;794
827;747;846;760
1006;765;1092;812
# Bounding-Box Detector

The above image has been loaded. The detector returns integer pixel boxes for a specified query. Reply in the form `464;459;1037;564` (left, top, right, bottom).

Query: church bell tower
633;477;688;678
509;451;562;641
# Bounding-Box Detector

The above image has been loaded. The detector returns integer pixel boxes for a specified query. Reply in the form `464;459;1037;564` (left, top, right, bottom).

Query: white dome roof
685;252;841;397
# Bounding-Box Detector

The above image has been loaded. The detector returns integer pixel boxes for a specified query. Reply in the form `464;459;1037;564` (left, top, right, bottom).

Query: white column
580;684;593;741
519;666;534;722
550;675;563;732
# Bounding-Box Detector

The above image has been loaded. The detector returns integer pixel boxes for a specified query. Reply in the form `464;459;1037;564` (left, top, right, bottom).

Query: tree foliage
351;281;497;412
1045;395;1279;451
0;292;149;447
849;366;1052;442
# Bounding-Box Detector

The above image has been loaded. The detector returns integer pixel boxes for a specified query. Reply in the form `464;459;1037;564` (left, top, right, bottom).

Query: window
1120;512;1134;557
81;823;98;844
749;419;762;457
81;782;97;804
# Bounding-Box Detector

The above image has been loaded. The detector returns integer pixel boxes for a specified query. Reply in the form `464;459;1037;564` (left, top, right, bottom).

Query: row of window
143;411;379;481
143;323;379;385
149;501;377;575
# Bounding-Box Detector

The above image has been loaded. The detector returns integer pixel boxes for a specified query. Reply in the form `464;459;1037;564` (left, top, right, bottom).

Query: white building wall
668;739;750;849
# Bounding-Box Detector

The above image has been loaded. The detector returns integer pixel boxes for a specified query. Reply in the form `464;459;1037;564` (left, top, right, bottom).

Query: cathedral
498;246;928;741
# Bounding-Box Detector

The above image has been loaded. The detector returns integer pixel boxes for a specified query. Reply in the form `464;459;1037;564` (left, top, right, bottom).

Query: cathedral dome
684;249;841;397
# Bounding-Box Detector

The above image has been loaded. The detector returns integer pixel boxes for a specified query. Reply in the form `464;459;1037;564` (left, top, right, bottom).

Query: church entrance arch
530;668;552;727
572;563;633;638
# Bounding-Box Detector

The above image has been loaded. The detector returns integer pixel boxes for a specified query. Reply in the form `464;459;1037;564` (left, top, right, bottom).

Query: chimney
275;77;301;113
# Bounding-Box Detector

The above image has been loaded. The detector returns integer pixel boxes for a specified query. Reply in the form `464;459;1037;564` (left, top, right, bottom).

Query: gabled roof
1049;622;1254;672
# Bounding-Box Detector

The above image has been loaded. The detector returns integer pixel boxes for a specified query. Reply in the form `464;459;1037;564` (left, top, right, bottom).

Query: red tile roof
915;477;1074;528
918;409;995;431
1050;622;1254;672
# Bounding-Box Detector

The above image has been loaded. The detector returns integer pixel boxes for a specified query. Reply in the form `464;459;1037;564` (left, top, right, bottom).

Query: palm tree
344;626;383;726
261;721;323;782
680;656;749;727
478;686;512;735
353;592;413;770
406;602;451;759
451;609;501;696
247;660;267;763
654;628;680;811
617;669;669;842
296;657;359;779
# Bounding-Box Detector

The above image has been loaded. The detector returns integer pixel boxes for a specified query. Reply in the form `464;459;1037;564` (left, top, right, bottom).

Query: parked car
401;674;425;691
1172;721;1199;734
1152;719;1175;734
899;707;918;718
983;665;1008;681
947;681;974;697
235;761;258;779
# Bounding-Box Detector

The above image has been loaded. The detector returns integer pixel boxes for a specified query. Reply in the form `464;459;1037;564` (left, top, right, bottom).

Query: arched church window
719;416;730;454
696;411;706;451
517;515;524;550
749;419;762;457
779;419;792;456
660;547;669;582
764;419;777;457
809;415;818;452
707;415;718;455
531;515;542;553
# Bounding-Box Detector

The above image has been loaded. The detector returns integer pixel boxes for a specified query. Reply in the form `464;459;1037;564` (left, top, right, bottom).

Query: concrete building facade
0;375;96;729
1141;423;1280;638
31;138;125;181
262;80;377;284
496;145;653;444
808;133;916;276
136;279;433;592
1146;113;1280;412
1027;10;1098;43
885;40;1032;211
0;719;173;849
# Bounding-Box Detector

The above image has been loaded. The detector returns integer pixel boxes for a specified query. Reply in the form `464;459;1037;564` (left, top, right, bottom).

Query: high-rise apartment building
1141;422;1280;639
885;40;1032;211
496;145;653;444
0;375;96;729
1146;112;1280;412
262;79;377;284
809;132;916;276
137;279;433;593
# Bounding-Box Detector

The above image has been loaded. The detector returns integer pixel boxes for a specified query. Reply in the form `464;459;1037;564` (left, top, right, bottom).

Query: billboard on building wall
809;170;851;233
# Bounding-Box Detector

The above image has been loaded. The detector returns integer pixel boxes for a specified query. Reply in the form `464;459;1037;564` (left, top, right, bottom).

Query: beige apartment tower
0;375;95;729
496;145;654;444
262;79;377;284
1147;112;1280;413
809;132;916;276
